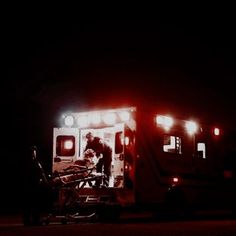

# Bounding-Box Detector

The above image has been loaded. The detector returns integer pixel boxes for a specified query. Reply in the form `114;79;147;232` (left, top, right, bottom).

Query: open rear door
53;127;79;173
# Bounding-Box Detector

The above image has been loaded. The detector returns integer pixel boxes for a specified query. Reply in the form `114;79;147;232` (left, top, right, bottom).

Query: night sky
3;14;236;122
1;11;236;213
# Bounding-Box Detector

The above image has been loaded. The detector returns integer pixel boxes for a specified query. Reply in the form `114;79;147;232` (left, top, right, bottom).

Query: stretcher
42;165;105;224
34;153;104;224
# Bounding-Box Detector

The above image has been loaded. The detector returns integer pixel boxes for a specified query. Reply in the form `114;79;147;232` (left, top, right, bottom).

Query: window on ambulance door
115;131;123;154
163;134;182;154
56;135;75;156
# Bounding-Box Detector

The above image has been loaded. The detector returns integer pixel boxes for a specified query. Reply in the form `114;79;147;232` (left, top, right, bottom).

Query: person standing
22;146;42;226
84;132;112;187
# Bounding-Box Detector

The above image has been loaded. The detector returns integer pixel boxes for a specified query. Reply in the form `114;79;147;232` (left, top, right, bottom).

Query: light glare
156;115;174;130
64;140;73;149
185;121;198;134
103;112;116;125
173;177;179;183
64;115;74;126
214;127;220;136
119;111;130;121
90;113;101;125
77;115;89;127
125;137;129;146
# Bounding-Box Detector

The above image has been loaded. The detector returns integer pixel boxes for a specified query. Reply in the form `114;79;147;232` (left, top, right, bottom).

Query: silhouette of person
84;132;112;187
22;146;42;226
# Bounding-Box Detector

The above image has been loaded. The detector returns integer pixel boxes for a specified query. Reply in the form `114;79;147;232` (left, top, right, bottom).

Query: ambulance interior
79;123;125;188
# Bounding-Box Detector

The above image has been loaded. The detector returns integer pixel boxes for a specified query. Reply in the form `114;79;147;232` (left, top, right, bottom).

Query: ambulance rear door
53;127;79;173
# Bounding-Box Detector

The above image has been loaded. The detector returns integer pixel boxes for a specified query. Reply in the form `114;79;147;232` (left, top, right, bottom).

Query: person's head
85;131;94;143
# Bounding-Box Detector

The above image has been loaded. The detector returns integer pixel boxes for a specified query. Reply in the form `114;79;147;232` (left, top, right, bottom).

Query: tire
165;187;188;220
97;204;121;222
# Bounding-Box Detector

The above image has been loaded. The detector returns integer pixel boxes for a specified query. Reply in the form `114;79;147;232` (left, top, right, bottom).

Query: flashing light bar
119;111;131;122
62;109;133;128
103;112;116;125
77;115;89;127
90;113;101;125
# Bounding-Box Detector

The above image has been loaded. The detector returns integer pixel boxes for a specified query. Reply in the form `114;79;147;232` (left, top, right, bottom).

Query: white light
90;113;101;125
77;115;89;127
103;112;116;125
125;137;129;146
119;111;130;122
185;121;198;134
164;117;174;127
214;127;220;136
172;177;179;183
156;115;165;124
156;115;174;130
64;115;74;126
64;140;73;149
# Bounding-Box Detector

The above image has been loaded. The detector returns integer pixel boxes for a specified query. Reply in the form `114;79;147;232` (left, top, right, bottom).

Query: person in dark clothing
84;132;112;187
22;146;43;226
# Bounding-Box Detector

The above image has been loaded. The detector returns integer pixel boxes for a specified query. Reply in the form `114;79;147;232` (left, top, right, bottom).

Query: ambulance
52;106;236;217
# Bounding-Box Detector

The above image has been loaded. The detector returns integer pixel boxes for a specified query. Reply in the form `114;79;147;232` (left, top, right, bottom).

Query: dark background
1;9;236;213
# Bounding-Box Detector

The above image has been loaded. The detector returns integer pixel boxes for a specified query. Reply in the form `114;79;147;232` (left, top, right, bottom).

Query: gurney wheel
42;216;50;225
44;218;50;225
61;218;67;224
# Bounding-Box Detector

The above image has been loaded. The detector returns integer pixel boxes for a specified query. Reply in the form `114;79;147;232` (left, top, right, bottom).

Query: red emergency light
172;177;179;183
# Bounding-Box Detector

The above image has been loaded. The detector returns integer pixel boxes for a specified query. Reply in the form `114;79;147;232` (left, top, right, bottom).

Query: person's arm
84;143;89;151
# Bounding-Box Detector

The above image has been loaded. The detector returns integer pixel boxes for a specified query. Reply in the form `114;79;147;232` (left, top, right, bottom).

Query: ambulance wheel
97;204;121;222
42;216;50;225
44;218;50;225
165;187;188;219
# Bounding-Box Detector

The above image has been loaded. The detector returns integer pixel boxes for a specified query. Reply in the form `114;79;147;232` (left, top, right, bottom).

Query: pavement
0;211;154;228
0;214;23;227
0;209;234;228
